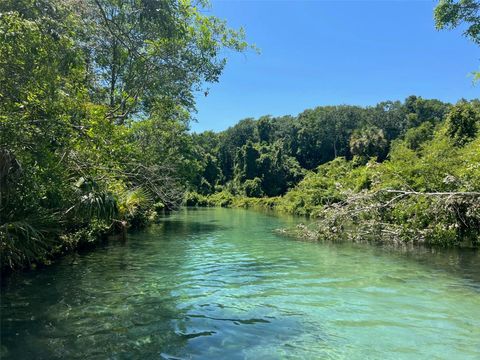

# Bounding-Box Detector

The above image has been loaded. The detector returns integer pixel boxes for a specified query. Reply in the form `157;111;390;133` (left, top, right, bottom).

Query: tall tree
80;0;248;122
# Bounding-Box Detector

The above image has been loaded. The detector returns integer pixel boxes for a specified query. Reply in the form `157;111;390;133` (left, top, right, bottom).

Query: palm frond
118;187;153;219
0;212;60;269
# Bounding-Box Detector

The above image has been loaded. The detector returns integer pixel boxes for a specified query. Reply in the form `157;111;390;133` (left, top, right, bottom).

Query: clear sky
191;0;479;133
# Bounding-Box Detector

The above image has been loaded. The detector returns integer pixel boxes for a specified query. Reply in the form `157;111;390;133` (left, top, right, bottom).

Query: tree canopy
188;96;452;198
0;0;249;270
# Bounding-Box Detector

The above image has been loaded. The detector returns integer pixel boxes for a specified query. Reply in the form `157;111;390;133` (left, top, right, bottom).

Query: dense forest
1;0;479;272
187;97;480;247
187;96;452;197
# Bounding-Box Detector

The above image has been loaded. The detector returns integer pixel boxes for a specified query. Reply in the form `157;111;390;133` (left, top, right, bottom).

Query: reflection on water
1;208;479;359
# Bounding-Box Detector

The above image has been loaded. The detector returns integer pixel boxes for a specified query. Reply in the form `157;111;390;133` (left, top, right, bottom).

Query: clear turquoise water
1;208;480;359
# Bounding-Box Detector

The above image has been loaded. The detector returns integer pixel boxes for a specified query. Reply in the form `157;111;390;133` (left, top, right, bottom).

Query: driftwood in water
279;189;480;246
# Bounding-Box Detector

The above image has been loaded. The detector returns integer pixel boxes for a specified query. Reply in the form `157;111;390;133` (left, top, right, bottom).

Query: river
1;208;479;359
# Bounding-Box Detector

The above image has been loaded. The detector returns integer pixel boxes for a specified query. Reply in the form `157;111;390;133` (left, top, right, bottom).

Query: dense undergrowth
186;102;480;247
0;0;248;272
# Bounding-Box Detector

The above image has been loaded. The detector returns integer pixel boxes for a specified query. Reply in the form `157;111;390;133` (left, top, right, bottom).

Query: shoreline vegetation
185;100;480;248
0;0;250;272
1;0;479;273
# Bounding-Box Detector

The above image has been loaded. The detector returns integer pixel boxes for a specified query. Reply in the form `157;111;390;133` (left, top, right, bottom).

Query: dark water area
1;208;479;359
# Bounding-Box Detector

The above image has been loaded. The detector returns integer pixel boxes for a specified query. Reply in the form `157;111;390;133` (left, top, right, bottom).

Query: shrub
244;177;264;197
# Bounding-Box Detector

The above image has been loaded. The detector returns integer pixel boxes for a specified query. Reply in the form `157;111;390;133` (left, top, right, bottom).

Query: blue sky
191;0;479;133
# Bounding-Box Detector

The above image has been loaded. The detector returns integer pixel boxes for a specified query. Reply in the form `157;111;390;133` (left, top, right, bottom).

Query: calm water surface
1;208;480;359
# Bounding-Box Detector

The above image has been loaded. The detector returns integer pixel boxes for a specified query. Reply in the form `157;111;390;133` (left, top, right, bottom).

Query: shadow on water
0;218;233;359
279;218;480;288
1;210;271;359
1;260;191;359
154;219;230;238
372;245;480;289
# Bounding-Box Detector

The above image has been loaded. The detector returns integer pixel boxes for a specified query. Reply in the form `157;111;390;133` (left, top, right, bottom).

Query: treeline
0;0;247;271
187;98;480;247
279;99;480;246
1;0;479;272
185;0;480;247
188;96;451;197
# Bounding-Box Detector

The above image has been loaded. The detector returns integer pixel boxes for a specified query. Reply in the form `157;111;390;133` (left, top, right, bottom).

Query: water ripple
1;208;480;360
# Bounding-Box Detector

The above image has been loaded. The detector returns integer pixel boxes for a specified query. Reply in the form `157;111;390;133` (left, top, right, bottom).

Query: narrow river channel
1;208;479;359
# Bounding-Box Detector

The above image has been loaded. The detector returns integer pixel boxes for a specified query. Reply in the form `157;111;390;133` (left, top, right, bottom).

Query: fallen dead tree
279;189;480;247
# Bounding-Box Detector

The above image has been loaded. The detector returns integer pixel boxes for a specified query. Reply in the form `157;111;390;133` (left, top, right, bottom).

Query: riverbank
185;191;480;248
185;119;480;249
0;205;169;275
185;99;480;249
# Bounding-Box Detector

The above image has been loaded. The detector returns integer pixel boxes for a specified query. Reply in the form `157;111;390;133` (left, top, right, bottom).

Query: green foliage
183;190;280;210
0;213;60;270
435;0;480;78
0;0;249;271
2;0;479;273
208;191;236;207
404;122;435;150
435;0;480;44
232;141;304;197
190;95;451;199
118;188;152;221
71;177;118;222
184;190;236;208
257;116;273;143
244;178;264;197
445;100;479;145
235;141;260;182
295;106;363;168
276;108;480;246
219;119;258;180
189;97;479;248
349;126;388;161
277;158;369;216
404;95;451;127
